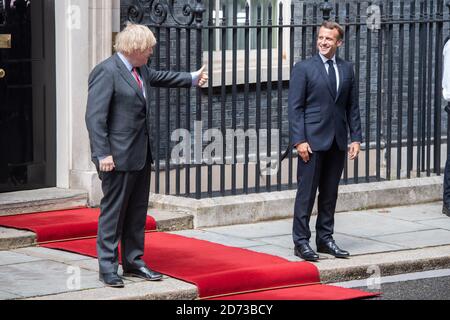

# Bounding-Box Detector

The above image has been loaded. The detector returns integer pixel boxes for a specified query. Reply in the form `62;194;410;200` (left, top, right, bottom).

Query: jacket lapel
114;54;146;104
335;59;345;102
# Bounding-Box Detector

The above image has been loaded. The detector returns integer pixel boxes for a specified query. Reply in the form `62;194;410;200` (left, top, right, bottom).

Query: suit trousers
293;139;346;247
97;148;152;275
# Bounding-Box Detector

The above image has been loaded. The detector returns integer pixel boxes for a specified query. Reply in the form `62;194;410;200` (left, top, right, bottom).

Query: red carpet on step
0;208;156;243
0;209;378;300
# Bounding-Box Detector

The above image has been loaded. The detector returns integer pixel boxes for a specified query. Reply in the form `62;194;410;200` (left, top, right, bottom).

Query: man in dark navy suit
288;21;362;262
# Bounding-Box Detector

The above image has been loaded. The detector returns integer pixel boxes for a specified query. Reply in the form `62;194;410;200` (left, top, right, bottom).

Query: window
204;0;292;86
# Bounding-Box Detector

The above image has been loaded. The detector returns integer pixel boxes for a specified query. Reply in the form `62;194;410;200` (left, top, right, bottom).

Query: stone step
0;208;194;251
0;188;89;217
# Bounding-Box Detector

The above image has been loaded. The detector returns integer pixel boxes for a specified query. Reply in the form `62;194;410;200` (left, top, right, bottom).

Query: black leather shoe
443;205;450;217
294;244;319;262
317;241;350;259
123;266;163;281
99;273;124;288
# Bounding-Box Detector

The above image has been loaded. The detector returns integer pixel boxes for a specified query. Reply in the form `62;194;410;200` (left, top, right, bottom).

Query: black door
0;0;55;193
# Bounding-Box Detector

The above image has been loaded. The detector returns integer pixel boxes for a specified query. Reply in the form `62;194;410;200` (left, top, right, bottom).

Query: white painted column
55;0;115;206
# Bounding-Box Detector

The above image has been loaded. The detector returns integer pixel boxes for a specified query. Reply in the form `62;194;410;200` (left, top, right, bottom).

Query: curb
150;176;444;228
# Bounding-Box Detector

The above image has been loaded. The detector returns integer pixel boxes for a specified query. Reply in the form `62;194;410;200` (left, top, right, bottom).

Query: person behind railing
288;21;362;262
442;35;450;218
85;23;208;288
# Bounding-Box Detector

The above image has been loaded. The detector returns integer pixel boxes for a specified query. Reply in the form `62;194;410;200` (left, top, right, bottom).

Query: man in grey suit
86;23;208;288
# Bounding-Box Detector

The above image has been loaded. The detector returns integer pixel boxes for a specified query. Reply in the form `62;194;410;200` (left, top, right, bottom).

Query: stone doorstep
150;176;445;228
0;188;89;217
0;209;194;251
18;245;450;300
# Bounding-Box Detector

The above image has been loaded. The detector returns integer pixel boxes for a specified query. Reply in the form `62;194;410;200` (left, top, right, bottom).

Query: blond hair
114;23;157;55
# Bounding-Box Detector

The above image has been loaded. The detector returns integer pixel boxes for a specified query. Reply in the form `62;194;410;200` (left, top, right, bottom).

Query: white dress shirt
319;53;340;93
443;40;450;102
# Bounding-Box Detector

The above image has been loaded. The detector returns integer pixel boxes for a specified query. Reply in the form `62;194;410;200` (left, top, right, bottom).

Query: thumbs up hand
196;65;208;87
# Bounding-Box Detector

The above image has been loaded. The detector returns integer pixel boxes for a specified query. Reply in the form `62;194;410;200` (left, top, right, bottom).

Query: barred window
203;0;292;86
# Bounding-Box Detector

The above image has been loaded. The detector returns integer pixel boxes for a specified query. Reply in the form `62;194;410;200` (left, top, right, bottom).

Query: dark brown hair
320;21;345;41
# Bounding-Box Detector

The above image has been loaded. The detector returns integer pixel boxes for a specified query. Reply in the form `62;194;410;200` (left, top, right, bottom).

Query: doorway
0;0;55;193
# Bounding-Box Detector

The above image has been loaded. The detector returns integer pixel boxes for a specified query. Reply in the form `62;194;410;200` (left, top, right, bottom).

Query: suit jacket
288;54;362;152
85;53;192;172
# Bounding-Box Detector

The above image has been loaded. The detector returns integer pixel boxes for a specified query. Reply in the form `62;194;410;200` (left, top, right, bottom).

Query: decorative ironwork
319;0;333;21
126;0;205;26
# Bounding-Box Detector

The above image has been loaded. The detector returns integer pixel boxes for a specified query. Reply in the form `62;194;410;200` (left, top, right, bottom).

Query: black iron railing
120;0;450;199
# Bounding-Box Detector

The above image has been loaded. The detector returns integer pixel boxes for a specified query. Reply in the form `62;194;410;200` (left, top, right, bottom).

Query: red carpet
0;209;378;300
0;208;156;243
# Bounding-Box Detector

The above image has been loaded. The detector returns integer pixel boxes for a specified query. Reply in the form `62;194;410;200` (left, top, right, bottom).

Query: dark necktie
327;60;337;98
132;67;143;90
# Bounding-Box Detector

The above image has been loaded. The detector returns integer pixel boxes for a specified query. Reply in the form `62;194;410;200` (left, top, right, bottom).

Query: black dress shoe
443;205;450;217
317;241;350;259
123;266;163;281
99;273;125;288
294;244;320;262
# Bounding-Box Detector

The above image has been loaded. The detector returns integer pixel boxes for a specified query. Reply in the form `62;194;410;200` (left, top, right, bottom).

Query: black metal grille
120;0;450;199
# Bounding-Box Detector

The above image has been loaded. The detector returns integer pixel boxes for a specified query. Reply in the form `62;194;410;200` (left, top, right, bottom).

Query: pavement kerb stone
150;176;444;228
317;245;450;284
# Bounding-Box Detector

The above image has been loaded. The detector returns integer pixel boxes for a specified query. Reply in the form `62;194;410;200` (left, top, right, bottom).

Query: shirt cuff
98;155;110;161
191;71;200;87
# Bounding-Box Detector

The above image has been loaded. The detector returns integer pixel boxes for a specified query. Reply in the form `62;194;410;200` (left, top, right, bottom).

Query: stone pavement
0;202;449;300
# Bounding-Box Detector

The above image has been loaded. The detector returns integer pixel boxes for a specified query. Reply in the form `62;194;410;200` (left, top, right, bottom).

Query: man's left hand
348;142;361;161
197;65;209;87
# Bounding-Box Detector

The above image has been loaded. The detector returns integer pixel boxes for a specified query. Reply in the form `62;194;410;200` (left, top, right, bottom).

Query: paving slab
0;260;104;298
333;212;433;238
372;229;450;249
169;229;267;248
415;218;450;231
0;251;44;266
370;203;446;222
0;290;22;300
13;247;94;262
203;219;292;239
244;244;299;262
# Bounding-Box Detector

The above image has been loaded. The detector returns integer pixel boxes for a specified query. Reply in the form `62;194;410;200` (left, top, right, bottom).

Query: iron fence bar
155;27;161;193
207;5;214;197
165;26;171;194
277;2;283;192
244;2;250;194
266;3;273;192
426;0;434;177
397;1;405;180
354;2;361;184
175;26;181;195
343;2;350;185
417;0;425;178
220;5;227;196
255;4;262;194
376;3;383;182
288;3;295;189
365;2;372;183
195;1;204;200
386;1;394;181
185;28;191;197
231;0;237;196
407;0;416;178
